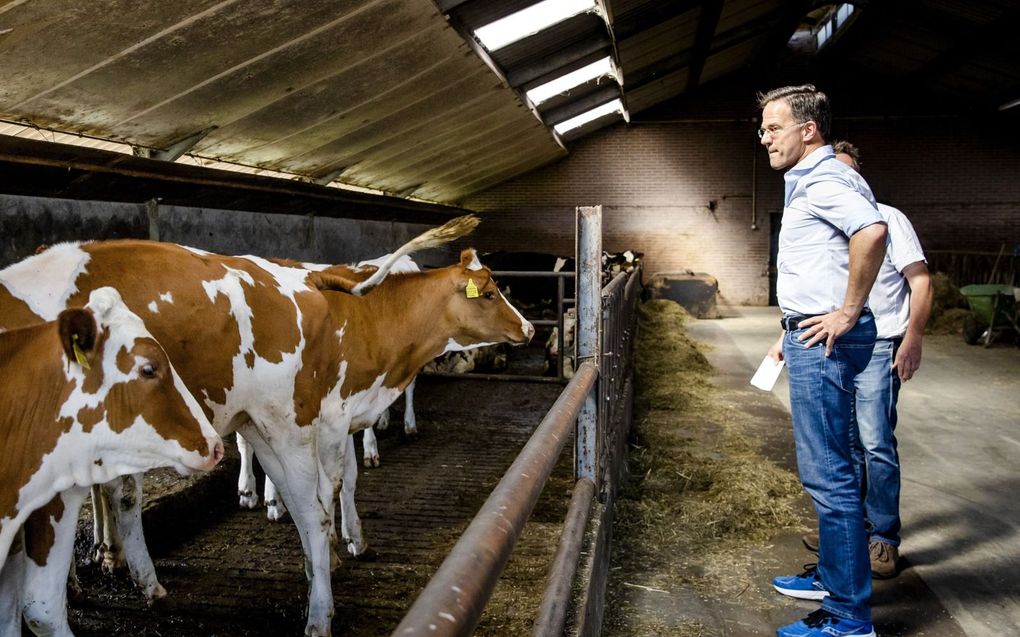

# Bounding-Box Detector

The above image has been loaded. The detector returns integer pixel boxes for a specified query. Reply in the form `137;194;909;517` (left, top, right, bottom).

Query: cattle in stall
481;251;575;314
0;217;532;637
602;250;643;276
0;288;222;637
544;307;577;379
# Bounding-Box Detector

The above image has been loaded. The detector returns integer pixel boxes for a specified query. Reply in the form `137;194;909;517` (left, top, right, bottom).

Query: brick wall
463;117;1020;305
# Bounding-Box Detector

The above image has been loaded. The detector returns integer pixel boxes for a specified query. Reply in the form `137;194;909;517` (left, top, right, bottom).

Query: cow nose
208;437;225;468
523;321;535;341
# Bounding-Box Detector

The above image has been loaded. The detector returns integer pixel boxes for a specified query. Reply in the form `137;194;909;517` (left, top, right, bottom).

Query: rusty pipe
392;361;598;637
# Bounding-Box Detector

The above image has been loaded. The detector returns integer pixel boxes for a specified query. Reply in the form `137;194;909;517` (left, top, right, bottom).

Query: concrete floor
693;306;1020;637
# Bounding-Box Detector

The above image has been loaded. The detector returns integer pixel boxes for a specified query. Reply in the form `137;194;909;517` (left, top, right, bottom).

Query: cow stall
50;206;640;637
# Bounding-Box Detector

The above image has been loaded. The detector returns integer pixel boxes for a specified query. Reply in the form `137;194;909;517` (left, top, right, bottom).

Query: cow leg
0;529;25;637
236;434;260;509
403;379;417;437
98;475;165;601
264;477;288;522
88;484;104;565
361;427;380;468
95;484;126;574
21;487;88;637
240;427;335;636
338;438;367;557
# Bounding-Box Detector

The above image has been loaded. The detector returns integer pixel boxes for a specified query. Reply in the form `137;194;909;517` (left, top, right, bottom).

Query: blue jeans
852;337;902;547
784;313;876;622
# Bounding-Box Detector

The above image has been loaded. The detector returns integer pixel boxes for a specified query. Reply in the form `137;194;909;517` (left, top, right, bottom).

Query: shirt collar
783;145;835;205
788;145;834;174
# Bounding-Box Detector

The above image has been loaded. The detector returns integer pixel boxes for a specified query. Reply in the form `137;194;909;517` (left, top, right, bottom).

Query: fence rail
392;206;641;637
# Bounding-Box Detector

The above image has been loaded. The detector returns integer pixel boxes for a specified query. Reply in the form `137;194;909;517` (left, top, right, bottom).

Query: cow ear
85;287;126;324
460;248;482;271
58;308;98;369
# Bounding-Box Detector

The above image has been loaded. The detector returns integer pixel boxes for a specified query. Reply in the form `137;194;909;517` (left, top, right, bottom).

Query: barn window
553;98;625;135
814;3;856;50
474;0;597;51
526;56;618;106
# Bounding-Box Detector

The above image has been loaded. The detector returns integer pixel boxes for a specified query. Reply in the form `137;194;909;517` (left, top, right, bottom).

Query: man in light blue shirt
759;85;887;637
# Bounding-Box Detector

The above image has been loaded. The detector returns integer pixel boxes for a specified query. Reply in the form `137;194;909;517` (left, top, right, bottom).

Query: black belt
780;314;818;331
781;309;872;331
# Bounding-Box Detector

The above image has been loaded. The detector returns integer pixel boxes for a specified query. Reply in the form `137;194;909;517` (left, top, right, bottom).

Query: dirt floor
61;371;572;637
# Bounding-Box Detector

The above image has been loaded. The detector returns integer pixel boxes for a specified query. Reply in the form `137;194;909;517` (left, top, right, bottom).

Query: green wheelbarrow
960;283;1020;346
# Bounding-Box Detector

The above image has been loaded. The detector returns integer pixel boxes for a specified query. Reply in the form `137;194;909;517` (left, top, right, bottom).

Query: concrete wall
0;194;451;269
463;118;1020;305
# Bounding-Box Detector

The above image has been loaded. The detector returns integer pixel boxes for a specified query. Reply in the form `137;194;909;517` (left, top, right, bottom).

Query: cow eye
484;291;495;300
140;362;159;379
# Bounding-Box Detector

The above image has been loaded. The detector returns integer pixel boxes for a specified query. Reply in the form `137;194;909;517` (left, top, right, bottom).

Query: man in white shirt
760;85;887;637
809;141;932;579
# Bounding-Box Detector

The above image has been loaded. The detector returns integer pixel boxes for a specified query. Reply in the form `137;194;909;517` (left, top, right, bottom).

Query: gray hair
757;84;831;141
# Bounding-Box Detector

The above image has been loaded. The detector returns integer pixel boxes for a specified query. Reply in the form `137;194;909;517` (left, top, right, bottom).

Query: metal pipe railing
530;478;596;637
391;361;599;637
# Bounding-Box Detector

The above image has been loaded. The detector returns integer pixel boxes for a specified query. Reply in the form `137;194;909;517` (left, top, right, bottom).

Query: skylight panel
553;98;624;135
526;57;616;106
815;3;855;50
474;0;596;52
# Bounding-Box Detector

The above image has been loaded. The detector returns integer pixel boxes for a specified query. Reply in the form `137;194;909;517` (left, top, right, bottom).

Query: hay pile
603;300;802;637
927;272;971;335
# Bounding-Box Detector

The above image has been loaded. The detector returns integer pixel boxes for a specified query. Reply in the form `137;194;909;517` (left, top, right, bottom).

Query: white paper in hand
750;355;785;392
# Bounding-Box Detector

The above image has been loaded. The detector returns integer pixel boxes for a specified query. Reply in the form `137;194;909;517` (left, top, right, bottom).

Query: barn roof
1;1;1016;207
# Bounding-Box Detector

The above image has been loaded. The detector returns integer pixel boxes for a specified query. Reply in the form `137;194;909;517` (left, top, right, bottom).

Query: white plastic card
750;355;785;392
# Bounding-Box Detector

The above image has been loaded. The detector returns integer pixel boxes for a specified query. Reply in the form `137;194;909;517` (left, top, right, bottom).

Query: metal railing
392;206;640;637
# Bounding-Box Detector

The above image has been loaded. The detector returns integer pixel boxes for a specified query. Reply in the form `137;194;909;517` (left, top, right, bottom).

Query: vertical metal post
557;274;566;379
575;205;602;483
145;198;160;241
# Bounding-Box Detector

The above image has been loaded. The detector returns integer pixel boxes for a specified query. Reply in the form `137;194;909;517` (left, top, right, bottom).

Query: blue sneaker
772;564;829;600
777;608;876;636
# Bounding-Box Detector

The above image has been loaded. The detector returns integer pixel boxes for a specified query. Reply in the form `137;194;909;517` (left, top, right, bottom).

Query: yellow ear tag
465;278;480;299
72;334;91;371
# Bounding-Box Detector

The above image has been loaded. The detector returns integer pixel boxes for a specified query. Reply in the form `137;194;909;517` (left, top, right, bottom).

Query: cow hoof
363;455;381;468
345;539;370;558
145;583;168;603
238;490;259;509
403;430;419;441
101;551;125;575
351;546;378;562
266;500;289;522
304;625;332;637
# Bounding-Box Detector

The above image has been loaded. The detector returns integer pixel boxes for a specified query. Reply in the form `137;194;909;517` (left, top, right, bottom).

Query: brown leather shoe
802;532;820;553
870;540;899;579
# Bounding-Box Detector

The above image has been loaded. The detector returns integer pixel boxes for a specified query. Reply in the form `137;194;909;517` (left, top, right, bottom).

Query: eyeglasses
756;122;806;140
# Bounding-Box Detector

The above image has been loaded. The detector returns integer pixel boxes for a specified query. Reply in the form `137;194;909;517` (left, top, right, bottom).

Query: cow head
60;288;223;477
441;249;534;351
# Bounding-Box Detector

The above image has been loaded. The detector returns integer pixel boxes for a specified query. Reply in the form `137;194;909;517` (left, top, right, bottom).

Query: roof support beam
312;167;347;186
686;0;724;93
749;0;816;75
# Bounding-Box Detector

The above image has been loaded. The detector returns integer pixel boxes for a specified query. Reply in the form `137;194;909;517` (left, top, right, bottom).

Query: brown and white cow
0;219;531;637
0;288;223;633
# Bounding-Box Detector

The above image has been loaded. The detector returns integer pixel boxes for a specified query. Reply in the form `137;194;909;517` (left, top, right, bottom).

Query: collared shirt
869;203;926;339
777;145;885;316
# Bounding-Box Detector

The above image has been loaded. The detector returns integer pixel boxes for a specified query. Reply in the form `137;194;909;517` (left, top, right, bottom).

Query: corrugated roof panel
489;11;607;72
624;66;688;114
617;9;700;75
699;32;768;85
715;0;784;36
0;0;565;203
